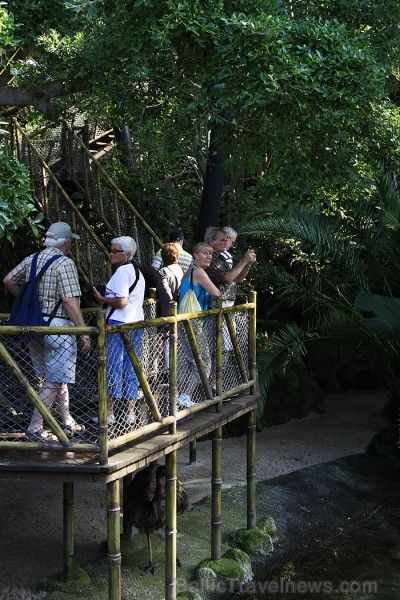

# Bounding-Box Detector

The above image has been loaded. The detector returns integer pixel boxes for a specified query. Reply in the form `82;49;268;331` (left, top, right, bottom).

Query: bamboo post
247;408;257;529
211;426;222;559
247;290;257;528
169;302;178;435
63;482;75;581
215;297;223;412
248;289;257;395
165;451;177;600
97;311;109;465
189;440;197;464
107;480;121;600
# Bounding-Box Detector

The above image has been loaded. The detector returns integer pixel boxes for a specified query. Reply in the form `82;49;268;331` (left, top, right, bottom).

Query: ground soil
0;389;388;599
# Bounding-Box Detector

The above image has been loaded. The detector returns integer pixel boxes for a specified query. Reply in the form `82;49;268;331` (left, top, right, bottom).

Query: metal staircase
8;116;162;291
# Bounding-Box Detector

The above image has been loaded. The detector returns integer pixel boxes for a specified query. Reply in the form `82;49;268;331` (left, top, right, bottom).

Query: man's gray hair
45;237;66;249
204;226;225;244
111;236;137;260
223;226;237;239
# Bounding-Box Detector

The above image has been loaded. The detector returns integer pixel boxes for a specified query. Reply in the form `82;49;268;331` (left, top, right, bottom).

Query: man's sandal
26;429;58;442
63;422;85;437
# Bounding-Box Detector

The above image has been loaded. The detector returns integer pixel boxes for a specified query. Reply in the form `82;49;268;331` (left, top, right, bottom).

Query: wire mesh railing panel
0;330;100;444
222;310;250;393
176;314;217;409
0;302;255;454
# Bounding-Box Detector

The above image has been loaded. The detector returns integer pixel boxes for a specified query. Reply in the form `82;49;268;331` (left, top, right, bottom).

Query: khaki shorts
29;317;77;383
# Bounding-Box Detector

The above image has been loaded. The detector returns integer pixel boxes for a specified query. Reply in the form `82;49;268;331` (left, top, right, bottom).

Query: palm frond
241;213;369;290
256;323;319;418
355;291;400;341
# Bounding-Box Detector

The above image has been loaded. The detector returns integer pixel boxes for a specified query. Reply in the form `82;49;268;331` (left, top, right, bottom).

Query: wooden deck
0;393;258;483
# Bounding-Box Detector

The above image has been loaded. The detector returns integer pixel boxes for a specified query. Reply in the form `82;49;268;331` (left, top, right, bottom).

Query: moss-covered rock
195;566;217;593
222;548;253;580
257;515;278;538
233;527;274;555
41;567;91;594
196;547;253;588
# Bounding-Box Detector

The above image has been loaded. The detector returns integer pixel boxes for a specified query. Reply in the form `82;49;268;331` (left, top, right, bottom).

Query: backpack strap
189;269;206;308
30;252;63;323
106;264;140;324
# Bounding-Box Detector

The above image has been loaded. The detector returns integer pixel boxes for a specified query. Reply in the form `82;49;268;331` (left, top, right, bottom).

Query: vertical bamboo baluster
248;289;257;528
107;480;121;600
97;311;109;465
63;482;75;581
165;451;177;600
211;426;222;559
248;289;257;395
169;301;178;435
215;297;223;412
247;409;257;529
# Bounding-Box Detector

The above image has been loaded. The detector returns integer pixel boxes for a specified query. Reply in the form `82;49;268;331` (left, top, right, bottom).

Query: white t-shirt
105;263;145;323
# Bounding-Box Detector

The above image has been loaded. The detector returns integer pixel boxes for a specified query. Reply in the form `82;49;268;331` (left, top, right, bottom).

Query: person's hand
243;249;257;265
79;335;91;353
92;286;103;303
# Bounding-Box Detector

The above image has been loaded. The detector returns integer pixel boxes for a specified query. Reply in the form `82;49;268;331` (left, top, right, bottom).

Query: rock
233;527;274;555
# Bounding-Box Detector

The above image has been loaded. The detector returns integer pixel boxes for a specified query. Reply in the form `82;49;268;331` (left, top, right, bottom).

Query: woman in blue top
177;242;220;408
179;242;220;309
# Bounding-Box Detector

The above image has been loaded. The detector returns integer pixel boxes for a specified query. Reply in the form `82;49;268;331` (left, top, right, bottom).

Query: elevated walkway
0;296;259;600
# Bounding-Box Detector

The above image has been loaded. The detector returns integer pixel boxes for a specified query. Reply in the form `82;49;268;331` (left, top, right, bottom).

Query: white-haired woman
93;236;145;426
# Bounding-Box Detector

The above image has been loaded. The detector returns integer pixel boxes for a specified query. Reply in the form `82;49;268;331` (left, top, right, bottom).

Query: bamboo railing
0;294;257;463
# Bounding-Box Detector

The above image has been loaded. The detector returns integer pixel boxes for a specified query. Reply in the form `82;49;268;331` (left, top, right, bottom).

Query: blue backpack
7;252;62;335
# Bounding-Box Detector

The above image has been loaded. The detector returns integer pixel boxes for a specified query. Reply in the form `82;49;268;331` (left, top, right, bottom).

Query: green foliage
249;165;400;407
0;3;21;56
0;139;43;242
3;0;400;225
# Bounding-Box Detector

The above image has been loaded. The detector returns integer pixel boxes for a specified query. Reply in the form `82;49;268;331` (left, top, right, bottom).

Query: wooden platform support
211;426;222;560
165;450;177;600
247;408;257;529
107;480;121;600
63;482;75;581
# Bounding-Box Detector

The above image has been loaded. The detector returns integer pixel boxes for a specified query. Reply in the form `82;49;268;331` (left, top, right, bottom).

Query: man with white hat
3;221;90;440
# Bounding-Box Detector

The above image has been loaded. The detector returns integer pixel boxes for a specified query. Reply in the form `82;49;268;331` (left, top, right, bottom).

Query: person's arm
193;269;221;299
3;275;21;298
92;288;128;308
62;296;91;352
222;249;256;284
158;270;174;302
151;250;162;269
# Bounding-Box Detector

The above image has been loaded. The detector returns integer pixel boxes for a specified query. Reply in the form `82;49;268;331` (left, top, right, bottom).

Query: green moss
222;547;252;571
41;567;92;594
257;515;278;538
234;527;273;554
197;557;247;582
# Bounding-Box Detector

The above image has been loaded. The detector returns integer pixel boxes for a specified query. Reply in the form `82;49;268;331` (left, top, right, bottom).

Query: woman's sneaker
177;394;194;409
92;414;116;425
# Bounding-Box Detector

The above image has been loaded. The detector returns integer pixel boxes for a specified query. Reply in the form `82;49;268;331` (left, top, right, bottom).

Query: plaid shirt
152;247;193;272
7;247;81;318
206;252;237;302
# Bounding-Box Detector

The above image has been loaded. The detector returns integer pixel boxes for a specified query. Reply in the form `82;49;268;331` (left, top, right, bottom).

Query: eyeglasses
215;238;227;243
109;248;125;254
